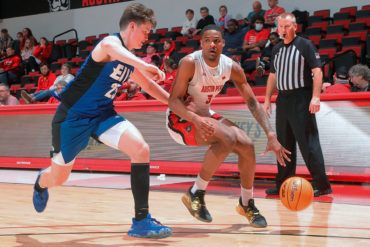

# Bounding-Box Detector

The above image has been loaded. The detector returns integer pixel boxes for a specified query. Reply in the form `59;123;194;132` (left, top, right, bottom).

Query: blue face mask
275;20;278;27
255;23;263;31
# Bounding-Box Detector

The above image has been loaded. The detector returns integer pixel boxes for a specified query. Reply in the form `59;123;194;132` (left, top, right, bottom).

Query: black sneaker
182;187;212;222
236;198;267;228
314;188;333;197
265;187;279;195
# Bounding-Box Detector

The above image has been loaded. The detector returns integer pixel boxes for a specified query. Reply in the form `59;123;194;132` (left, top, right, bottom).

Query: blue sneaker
33;169;49;213
128;214;172;239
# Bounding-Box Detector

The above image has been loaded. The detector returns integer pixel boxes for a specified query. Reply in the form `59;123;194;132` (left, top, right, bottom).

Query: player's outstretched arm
93;36;164;81
230;61;290;166
130;69;169;105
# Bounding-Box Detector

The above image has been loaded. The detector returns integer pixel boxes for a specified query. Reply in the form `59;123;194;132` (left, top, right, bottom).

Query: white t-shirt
181;17;198;35
49;74;75;90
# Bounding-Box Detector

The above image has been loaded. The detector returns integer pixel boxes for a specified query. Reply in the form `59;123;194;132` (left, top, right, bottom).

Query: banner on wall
0;0;133;19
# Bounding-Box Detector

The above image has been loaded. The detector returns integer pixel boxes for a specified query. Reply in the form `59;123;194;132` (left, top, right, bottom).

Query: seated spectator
115;80;147;101
264;0;285;27
194;7;215;36
50;63;75;90
12;32;24;55
21;38;36;73
181;9;198;38
21;63;56;103
161;39;175;69
47;80;68;104
0;83;20;106
0;47;21;85
0;29;14;60
349;64;370;92
162;58;178;92
242;15;270;60
322;66;351;94
150;54;161;68
22;27;38;47
217;5;231;31
223;19;247;56
242;32;279;74
29;37;52;72
248;1;266;21
142;42;160;64
256;32;280;75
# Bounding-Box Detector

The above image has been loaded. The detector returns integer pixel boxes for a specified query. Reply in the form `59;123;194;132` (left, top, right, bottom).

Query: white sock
241;186;253;206
191;174;209;194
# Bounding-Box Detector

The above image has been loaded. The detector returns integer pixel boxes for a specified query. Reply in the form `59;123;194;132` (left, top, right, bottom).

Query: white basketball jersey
187;50;233;116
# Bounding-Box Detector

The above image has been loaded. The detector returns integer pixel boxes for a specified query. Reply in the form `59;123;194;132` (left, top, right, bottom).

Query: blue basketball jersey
60;34;134;117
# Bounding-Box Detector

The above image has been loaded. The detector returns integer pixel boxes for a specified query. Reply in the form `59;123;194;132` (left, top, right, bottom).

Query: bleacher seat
313;9;330;20
307;15;323;26
339;6;357;17
333;12;350;22
349;22;367;32
319;39;337;49
333;19;351;29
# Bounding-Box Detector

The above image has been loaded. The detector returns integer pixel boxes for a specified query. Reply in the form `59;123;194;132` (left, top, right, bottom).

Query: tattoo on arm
247;97;274;134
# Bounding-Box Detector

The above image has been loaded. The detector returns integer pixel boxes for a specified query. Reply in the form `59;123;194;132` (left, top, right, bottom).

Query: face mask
275;20;278;27
255;23;263;31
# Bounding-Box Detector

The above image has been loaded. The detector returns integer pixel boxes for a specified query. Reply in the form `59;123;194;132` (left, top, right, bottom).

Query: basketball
279;177;314;211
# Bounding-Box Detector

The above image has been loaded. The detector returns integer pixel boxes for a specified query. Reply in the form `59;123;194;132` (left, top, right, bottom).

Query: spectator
22;27;38;47
181;9;198;38
21;63;56;103
217;5;231;31
248;1;266;21
223;19;247;56
161;39;176;70
256;32;281;75
322;66;351;94
349;64;370;92
142;42;160;64
162;58;177;92
150;54;161;68
0;47;21;84
194;7;215;36
21;38;36;74
51;63;75;90
0;83;20;106
29;37;52;72
13;32;24;55
0;29;14;59
242;15;270;59
264;0;285;26
47;80;68;104
115;80;147;101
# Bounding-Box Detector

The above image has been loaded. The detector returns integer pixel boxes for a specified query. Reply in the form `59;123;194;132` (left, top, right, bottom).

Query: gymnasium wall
0;0;369;42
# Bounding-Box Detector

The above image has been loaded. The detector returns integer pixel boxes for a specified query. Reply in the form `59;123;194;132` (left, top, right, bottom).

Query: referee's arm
263;73;277;118
310;67;323;114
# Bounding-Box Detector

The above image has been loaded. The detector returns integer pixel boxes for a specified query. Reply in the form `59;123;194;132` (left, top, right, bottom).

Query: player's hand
263;100;272;118
144;64;165;82
309;96;320;114
192;115;215;142
261;133;291;167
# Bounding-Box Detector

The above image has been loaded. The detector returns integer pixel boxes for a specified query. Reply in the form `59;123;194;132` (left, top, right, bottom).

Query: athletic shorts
51;103;129;165
166;108;223;146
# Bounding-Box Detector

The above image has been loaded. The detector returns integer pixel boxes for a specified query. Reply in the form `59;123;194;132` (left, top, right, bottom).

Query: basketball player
167;25;290;228
32;3;172;238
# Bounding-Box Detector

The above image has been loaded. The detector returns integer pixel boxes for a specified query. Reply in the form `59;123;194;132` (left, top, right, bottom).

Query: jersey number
205;94;213;104
105;83;121;99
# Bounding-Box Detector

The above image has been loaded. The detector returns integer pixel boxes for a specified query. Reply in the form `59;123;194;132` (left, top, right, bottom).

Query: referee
264;13;332;197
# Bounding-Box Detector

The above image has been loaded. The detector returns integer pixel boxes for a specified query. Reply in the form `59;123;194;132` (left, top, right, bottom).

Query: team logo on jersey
110;64;132;82
185;124;192;133
48;0;70;12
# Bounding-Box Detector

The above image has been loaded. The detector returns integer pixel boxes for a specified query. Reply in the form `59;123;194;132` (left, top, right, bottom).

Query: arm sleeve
303;39;321;69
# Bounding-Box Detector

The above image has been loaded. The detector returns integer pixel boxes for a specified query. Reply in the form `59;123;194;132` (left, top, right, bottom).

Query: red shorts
166;110;223;146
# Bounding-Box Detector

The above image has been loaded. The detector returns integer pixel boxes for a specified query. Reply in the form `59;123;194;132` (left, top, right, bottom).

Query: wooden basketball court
0;171;369;247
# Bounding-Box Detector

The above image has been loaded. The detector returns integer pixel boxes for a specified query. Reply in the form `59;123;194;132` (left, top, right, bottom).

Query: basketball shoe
182;187;212;222
236;198;267;228
128;214;172;238
33;169;49;213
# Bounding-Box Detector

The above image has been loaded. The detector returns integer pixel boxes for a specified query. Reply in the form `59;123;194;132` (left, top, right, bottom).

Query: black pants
275;88;331;191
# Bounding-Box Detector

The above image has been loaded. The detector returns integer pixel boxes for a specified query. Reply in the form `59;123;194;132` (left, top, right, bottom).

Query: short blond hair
277;13;296;23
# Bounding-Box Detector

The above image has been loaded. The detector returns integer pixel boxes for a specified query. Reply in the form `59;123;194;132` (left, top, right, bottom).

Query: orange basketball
279;177;313;211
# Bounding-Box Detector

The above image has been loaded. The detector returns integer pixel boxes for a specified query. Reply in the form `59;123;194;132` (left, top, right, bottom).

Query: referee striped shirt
270;36;321;91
